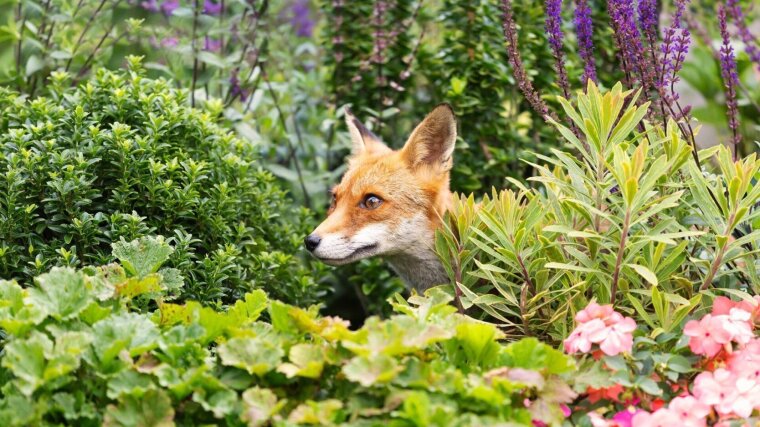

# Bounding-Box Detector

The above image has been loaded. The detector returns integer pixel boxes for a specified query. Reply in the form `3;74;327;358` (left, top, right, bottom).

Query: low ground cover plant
0;236;577;426
0;59;318;305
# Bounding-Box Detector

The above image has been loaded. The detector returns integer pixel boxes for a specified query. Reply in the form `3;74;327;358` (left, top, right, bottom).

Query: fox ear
344;107;390;156
401;104;457;172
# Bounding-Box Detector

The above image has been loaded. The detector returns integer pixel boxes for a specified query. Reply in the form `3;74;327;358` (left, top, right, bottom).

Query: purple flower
726;0;760;69
501;0;557;121
545;0;571;97
141;0;160;12
658;0;691;106
608;0;654;94
161;0;179;16
718;4;741;154
203;0;222;15
161;37;179;48
573;0;597;84
291;0;314;38
637;0;658;47
229;69;249;102
204;36;222;52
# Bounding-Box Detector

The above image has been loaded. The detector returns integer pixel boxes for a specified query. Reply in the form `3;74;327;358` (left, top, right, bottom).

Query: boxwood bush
0;236;576;426
0;57;318;305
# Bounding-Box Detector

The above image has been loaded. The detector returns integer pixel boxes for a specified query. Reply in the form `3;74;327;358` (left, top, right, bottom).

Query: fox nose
304;234;321;251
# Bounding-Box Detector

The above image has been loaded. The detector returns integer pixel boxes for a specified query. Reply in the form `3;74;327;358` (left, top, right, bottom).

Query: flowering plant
566;298;760;427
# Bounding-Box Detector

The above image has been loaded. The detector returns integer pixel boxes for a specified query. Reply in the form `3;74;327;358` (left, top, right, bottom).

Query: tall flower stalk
573;0;597;84
726;0;760;70
545;0;571;99
718;3;741;158
501;0;557;121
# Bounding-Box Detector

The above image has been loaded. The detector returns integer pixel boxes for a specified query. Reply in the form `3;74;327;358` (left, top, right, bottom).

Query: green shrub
0;236;576;426
436;81;760;342
0;59;318;305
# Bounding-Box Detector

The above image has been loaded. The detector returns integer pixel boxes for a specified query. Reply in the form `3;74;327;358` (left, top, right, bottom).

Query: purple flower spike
203;0;222;15
658;0;691;108
291;0;315;38
726;0;760;70
204;36;222;52
545;0;571;98
608;0;648;87
718;4;742;155
638;0;658;47
573;0;597;84
161;0;179;16
501;0;557;122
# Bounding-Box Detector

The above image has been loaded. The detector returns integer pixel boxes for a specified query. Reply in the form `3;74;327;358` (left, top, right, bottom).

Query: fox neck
385;187;452;292
385;242;448;292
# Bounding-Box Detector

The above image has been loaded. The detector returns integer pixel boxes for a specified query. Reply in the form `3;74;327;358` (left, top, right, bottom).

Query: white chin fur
311;224;388;265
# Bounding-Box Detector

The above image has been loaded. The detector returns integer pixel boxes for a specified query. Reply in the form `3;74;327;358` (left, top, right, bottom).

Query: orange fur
306;105;457;291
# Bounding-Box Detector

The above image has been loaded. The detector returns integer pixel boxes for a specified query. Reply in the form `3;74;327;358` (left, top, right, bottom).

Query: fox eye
328;193;337;209
360;194;383;210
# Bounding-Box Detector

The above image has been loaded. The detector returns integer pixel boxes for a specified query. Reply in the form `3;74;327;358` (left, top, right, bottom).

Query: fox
304;104;457;291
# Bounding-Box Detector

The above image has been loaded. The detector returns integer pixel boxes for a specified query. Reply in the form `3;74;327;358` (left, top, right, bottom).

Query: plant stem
700;212;735;290
453;246;465;314
610;209;631;305
263;71;312;209
15;3;26;91
191;0;200;107
66;0;108;72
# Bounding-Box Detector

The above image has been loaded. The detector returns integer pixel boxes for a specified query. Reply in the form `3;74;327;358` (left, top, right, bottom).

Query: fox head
304;104;457;289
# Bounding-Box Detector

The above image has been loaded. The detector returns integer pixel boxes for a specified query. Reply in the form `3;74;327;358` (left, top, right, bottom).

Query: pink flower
683;314;732;357
588;412;628;427
565;302;637;356
591;316;636;356
565;318;606;353
693;368;759;418
576;302;616;323
712;295;760;319
666;395;709;427
611;406;644;427
728;338;760;381
723;308;754;345
631;408;681;427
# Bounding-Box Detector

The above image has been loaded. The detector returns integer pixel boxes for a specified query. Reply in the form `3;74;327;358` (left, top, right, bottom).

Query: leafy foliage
0;61;318;305
0;236;576;426
436;81;760;342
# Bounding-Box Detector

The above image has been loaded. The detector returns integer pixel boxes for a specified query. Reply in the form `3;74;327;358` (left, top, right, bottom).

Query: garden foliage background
0;0;759;425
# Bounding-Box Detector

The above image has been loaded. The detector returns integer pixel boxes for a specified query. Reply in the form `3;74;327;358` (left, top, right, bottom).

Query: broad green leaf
218;337;284;376
29;267;90;321
342;354;402;386
277;344;326;379
112;236;173;278
241;387;282;427
103;389;175;427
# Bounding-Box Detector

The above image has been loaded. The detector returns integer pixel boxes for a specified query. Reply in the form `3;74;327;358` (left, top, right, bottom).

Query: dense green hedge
0;59;318;306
